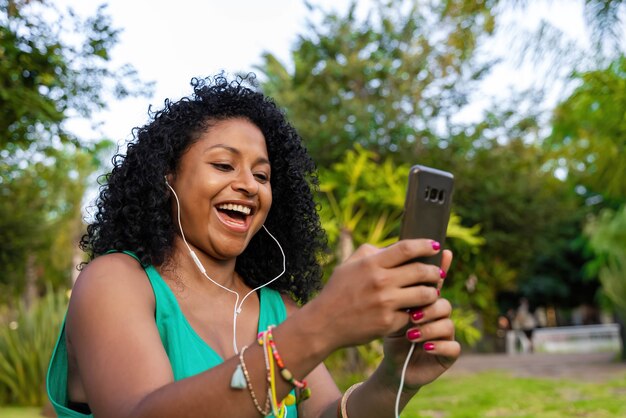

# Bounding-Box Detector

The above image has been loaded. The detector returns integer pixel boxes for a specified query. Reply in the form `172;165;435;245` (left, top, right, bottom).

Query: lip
214;199;257;233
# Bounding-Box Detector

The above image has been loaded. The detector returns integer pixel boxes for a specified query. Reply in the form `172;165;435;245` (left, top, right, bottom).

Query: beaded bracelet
239;345;271;416
258;327;308;390
262;329;286;417
258;327;312;406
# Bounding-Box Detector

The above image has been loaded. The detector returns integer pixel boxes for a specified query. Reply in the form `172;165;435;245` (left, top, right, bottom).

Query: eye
254;172;270;183
211;163;233;172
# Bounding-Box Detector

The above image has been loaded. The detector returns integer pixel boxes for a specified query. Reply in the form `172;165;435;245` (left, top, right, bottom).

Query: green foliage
318;145;484;350
447;138;570;276
0;140;113;300
586;206;626;311
316;145;485;374
449;307;481;347
318;145;484;262
258;0;497;166
490;1;626;88
423;125;593;335
0;289;68;406
258;0;596;345
318;145;409;251
0;1;150;299
548;56;626;201
521;216;598;309
0;0;150;150
547;56;626;349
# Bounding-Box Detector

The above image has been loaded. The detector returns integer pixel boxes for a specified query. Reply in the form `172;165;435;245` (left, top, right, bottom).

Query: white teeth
218;203;251;215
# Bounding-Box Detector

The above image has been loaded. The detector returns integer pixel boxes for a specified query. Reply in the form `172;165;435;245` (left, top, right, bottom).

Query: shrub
0;290;68;406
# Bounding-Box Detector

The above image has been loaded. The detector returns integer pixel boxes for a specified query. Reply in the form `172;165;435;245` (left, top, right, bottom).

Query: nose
231;169;259;196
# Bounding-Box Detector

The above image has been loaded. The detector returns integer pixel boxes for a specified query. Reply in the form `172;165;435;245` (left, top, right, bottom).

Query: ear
165;173;174;186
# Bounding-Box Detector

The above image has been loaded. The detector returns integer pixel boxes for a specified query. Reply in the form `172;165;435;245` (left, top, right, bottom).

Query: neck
168;237;242;293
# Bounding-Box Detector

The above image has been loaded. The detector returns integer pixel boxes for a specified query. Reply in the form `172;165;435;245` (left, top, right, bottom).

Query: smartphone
399;165;454;266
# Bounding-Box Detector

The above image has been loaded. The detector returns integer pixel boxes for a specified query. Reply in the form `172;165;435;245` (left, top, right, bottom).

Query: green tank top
46;252;297;417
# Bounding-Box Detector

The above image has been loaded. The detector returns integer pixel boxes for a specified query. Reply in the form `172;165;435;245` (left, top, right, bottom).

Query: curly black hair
81;74;327;302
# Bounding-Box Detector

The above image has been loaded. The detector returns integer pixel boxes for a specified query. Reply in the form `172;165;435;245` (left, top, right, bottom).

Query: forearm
128;305;334;418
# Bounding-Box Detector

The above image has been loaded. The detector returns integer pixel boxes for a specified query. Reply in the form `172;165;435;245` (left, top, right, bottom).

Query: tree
434;130;591;339
498;0;625;60
317;145;483;371
586;206;626;360
0;141;112;301
582;0;626;56
481;0;626;103
0;0;151;301
256;0;598;347
547;56;626;202
543;53;626;357
257;0;497;166
318;145;483;263
1;0;148;151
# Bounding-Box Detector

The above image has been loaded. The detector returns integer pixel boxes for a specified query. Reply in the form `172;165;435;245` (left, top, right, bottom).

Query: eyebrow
204;144;270;166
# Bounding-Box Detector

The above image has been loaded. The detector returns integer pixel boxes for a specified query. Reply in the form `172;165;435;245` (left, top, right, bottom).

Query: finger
421;340;461;368
405;318;455;344
374;239;441;269
344;243;381;263
409;298;452;324
436;250;453;291
386;309;426;337
386;261;442;288
441;249;453;273
391;285;440;312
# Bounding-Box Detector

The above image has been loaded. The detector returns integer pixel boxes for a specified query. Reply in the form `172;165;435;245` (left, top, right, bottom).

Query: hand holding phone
393;165;455;417
399;165;454;266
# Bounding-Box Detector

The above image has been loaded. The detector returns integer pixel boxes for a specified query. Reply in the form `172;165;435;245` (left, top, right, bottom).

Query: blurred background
1;0;625;416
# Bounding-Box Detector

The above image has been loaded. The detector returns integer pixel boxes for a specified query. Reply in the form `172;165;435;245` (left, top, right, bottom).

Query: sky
53;0;593;145
57;0;363;143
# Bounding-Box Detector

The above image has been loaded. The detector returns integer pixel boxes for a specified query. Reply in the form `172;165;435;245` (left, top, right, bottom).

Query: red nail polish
407;329;421;341
436;288;441;297
424;342;435;351
410;309;424;321
439;268;447;279
431;241;441;251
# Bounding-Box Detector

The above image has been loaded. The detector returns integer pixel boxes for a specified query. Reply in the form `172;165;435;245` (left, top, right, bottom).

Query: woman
47;75;459;418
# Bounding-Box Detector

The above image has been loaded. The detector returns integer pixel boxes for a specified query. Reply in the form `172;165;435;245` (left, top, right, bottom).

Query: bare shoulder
70;253;154;305
66;253;173;416
67;253;155;337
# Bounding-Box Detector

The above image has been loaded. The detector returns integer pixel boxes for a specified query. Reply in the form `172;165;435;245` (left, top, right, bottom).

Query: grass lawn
2;371;626;417
403;371;626;418
0;408;41;418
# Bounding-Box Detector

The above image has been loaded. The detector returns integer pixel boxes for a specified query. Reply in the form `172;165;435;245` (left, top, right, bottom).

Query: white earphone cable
169;178;419;416
166;179;286;354
395;341;416;417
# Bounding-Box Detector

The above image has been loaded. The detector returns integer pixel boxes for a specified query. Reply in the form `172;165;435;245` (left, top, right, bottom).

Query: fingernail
437;288;441;297
431;241;441;251
439;268;447;279
410;309;424;321
407;329;421;341
424;342;435;351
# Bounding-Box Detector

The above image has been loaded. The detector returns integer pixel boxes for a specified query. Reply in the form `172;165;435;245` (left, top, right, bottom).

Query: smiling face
169;118;272;261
